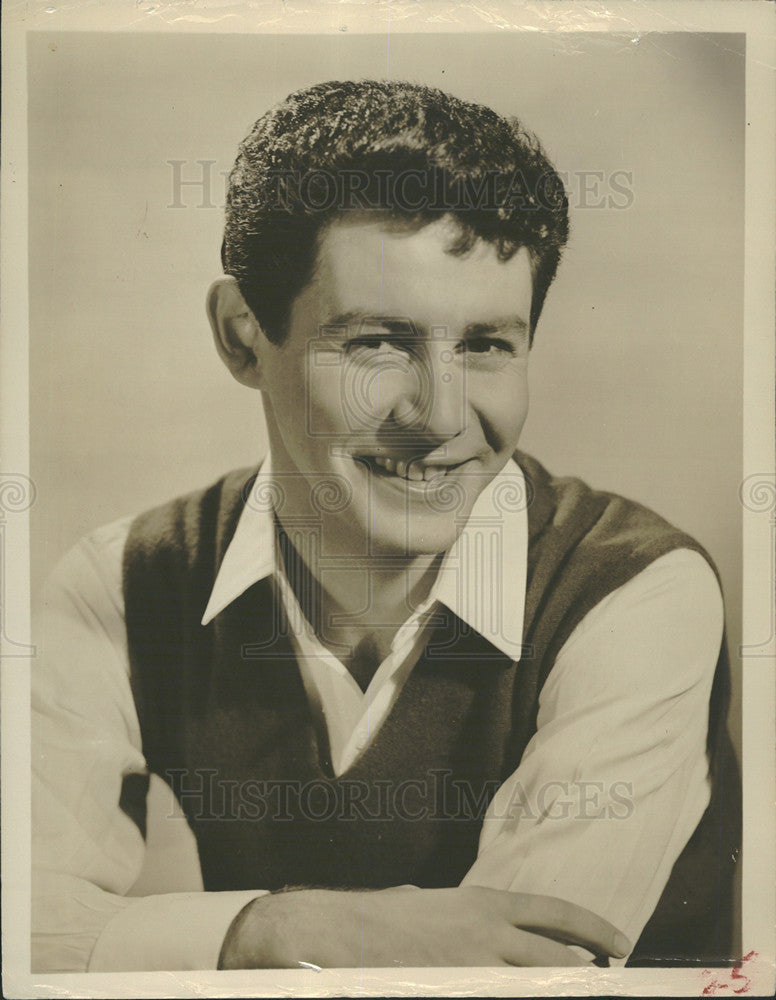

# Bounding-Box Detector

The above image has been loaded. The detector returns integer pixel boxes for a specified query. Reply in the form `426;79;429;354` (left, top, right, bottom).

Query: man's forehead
318;213;501;268
312;215;533;326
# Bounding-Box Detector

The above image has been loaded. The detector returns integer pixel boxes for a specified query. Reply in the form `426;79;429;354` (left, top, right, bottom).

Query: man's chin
367;515;465;561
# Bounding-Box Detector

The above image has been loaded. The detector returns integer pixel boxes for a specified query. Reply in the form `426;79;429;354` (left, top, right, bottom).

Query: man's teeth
372;456;448;481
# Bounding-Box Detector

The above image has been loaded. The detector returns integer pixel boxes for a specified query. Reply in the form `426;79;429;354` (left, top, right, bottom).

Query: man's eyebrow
322;311;423;334
321;312;529;337
462;317;529;338
324;309;371;327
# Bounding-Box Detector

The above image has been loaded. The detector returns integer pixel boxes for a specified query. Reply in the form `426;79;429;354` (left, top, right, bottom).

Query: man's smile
372;455;450;482
351;452;476;492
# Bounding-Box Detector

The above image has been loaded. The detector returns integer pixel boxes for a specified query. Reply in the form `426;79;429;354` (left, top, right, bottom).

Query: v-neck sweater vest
122;451;740;966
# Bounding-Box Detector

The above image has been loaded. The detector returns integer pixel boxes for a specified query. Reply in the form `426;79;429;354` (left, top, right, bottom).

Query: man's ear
206;276;265;389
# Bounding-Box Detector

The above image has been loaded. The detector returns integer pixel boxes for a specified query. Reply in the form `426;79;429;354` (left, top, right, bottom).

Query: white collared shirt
32;457;724;972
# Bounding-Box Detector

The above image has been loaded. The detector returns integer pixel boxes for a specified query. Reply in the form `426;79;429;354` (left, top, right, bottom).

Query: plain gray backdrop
28;30;744;761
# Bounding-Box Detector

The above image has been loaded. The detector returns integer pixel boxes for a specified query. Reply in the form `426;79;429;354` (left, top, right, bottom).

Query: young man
33;80;739;972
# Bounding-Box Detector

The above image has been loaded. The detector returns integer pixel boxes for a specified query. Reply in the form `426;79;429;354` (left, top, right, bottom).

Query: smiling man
33;80;739;973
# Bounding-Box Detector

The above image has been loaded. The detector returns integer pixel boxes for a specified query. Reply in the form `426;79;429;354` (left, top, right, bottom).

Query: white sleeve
32;521;262;973
461;547;723;952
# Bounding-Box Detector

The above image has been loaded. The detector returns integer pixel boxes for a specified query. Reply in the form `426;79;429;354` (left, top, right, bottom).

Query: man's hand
218;886;631;969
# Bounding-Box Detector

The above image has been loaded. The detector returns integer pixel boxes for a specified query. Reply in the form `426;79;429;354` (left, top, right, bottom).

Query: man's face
258;215;533;558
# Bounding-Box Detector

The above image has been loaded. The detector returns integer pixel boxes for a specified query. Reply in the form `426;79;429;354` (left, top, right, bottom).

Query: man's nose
391;341;467;443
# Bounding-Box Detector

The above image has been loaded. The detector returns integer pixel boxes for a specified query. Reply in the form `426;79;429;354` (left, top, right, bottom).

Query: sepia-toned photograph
2;2;775;997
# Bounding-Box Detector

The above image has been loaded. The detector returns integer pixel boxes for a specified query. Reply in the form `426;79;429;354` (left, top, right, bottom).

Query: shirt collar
201;453;528;661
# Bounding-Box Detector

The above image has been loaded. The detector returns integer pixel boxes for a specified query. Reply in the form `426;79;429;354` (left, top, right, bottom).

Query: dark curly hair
222;80;569;344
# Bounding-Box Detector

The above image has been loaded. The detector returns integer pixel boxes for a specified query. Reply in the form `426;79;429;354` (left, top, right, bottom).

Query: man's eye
344;337;411;355
460;338;516;356
345;337;385;352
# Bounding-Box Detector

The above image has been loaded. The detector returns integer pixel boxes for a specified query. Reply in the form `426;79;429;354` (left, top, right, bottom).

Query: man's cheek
304;385;348;436
492;406;528;453
506;384;530;443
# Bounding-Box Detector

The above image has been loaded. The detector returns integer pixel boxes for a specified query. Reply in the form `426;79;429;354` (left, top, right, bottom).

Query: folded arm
461;548;724;954
32;523;261;972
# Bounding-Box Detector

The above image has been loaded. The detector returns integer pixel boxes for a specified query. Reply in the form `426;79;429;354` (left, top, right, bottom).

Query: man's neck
275;516;442;690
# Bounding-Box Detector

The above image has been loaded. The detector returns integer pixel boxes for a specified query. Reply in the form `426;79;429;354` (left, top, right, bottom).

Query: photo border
2;2;774;997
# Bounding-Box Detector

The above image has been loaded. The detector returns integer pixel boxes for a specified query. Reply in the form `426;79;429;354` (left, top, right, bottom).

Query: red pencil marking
701;952;757;996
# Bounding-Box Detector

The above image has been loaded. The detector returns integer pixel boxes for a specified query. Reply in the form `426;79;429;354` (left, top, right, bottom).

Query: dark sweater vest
122;451;740;967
